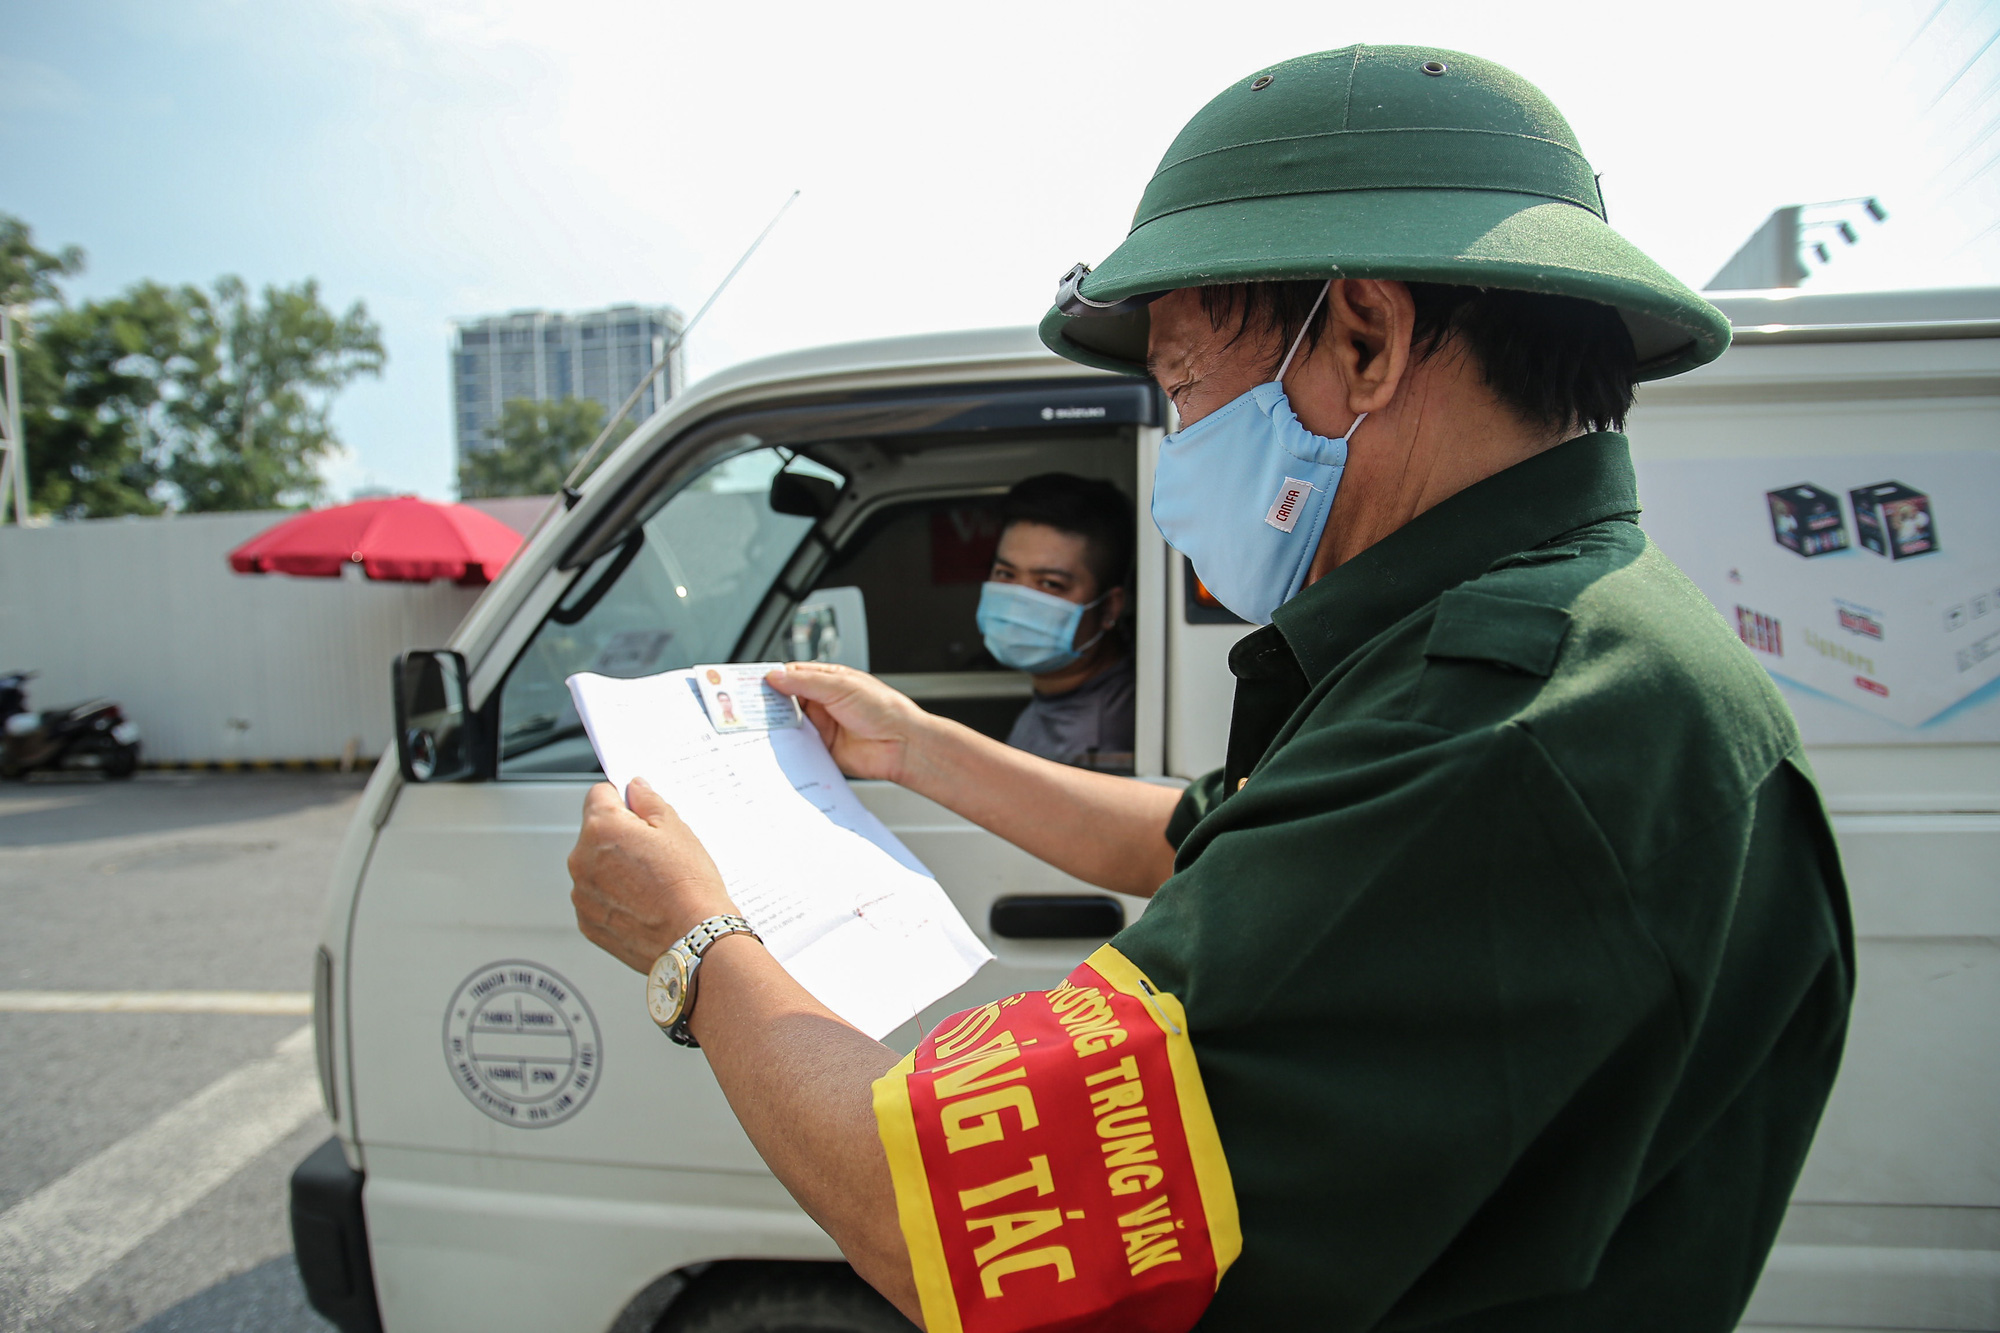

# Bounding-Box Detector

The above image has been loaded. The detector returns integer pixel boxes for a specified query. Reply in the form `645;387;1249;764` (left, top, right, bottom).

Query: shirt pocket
1410;588;1572;731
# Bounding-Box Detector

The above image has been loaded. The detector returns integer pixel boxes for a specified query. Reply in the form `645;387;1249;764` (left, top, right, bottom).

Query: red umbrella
228;496;524;585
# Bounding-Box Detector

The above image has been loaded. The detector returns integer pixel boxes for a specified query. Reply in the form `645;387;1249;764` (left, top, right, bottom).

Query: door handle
988;895;1124;940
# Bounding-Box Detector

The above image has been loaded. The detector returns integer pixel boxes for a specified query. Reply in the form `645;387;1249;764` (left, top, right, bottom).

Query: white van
291;288;2000;1333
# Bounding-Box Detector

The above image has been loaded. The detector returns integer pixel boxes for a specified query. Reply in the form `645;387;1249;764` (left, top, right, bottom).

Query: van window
806;495;1033;742
814;498;1005;674
498;415;1142;774
498;445;821;775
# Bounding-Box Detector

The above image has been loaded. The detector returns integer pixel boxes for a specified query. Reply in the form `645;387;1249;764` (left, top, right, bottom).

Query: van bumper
289;1136;384;1333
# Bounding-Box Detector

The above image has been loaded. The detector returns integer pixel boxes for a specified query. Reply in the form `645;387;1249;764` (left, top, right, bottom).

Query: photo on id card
694;663;803;732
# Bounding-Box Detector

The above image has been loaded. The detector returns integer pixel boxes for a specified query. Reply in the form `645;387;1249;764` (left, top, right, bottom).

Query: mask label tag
1265;477;1315;533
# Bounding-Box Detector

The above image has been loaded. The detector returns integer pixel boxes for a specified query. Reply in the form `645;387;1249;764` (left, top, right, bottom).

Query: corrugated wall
0;513;485;763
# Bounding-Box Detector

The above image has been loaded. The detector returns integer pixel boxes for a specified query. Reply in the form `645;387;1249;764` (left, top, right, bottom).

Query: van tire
655;1261;916;1333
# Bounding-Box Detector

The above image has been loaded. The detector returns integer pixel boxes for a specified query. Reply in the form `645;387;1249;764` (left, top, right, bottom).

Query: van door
741;418;1170;1039
347;384;1169;1330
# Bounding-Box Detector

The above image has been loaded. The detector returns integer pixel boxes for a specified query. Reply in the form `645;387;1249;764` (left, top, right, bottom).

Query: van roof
683;289;2000;408
679;326;1089;412
1704;286;1999;332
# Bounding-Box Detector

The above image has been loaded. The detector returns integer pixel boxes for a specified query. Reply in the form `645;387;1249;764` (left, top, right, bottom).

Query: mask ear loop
1273;280;1369;443
1070;588;1117;659
1273;279;1333;384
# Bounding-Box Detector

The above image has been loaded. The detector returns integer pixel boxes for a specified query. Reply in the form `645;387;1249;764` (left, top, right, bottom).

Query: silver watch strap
674;913;760;959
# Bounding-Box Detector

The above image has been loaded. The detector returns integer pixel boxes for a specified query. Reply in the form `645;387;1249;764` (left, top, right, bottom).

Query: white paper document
566;666;992;1039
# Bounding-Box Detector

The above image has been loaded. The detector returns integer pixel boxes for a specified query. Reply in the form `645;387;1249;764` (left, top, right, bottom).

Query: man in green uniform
567;45;1853;1331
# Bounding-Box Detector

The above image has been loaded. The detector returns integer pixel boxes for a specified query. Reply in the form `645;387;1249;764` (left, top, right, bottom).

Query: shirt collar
1031;651;1133;701
1265;431;1641;685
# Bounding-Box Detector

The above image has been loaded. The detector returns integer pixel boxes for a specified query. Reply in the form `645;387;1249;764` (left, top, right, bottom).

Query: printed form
566;668;993;1039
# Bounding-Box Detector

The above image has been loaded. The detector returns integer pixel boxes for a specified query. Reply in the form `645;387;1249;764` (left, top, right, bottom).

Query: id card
693;662;803;732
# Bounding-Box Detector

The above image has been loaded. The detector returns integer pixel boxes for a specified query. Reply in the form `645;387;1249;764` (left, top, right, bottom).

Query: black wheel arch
613;1259;916;1333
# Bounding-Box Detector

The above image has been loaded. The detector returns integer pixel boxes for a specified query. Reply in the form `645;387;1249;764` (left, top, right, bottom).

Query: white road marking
0;991;311;1015
0;1025;321;1324
0;794;95;817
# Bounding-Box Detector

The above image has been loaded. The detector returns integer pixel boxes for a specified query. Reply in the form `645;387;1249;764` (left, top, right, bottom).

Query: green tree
3;214;170;518
159;275;386;511
4;212;388;517
22;282;193;518
459;396;628;498
1;214;83;307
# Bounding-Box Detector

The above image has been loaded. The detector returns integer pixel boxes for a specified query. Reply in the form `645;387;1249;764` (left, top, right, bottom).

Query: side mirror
393;650;478;782
769;471;840;519
788;586;871;671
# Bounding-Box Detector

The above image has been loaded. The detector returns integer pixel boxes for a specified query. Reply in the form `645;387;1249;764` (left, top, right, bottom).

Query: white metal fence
0;511;485;763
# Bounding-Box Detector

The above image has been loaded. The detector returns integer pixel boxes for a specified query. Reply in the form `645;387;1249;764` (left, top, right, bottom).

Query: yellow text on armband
932;1026;1041;1154
955;1153;1079;1300
1084;1053;1183;1275
1047;979;1130;1056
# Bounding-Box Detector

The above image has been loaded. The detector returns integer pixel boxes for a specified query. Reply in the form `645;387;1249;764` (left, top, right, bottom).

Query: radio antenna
558;189;801;494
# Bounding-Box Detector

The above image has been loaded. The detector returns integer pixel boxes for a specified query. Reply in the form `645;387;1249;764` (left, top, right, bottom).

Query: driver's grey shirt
1005;654;1136;771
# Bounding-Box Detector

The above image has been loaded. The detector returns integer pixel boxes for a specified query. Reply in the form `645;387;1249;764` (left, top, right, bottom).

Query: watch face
646;949;690;1028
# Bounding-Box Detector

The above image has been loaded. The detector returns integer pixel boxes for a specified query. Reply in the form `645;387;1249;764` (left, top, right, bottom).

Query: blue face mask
977;581;1109;675
1151;279;1366;625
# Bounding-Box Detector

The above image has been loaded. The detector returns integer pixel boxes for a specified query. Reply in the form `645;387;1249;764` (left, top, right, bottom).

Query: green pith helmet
1040;46;1730;381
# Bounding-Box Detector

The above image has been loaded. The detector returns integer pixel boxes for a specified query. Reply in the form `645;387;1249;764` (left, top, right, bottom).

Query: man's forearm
900;715;1182;897
688;934;924;1325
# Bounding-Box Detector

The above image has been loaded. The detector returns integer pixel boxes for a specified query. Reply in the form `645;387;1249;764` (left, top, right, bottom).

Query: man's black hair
1198;279;1639;435
1000;473;1134;594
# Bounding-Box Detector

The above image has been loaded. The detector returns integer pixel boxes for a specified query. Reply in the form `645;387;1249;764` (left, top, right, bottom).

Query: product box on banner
1642;454;2000;731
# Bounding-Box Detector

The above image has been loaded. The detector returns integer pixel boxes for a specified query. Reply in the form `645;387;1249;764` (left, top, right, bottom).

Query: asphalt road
0;770;367;1333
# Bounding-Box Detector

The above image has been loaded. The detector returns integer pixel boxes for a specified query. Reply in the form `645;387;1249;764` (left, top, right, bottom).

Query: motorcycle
0;671;143;779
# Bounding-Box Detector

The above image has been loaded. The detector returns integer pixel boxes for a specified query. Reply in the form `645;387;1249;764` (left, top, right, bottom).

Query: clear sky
5;0;1997;503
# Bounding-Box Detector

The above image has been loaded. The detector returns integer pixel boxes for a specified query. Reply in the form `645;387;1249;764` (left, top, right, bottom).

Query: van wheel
656;1262;916;1333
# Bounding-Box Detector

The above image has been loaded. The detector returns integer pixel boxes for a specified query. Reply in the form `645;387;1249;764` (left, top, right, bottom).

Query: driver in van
979;473;1136;771
569;46;1852;1333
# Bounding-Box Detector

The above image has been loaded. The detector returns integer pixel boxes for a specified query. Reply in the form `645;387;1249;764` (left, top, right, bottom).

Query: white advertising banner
1638;453;2000;744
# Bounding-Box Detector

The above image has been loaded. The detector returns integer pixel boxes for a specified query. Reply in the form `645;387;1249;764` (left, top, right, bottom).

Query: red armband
872;945;1239;1333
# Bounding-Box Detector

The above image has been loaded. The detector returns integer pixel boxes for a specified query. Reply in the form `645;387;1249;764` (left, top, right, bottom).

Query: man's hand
770;659;1180;898
566;772;923;1322
568;778;737;973
766;662;933;784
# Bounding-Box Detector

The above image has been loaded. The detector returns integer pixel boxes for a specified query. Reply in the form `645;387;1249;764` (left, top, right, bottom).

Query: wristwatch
646;914;761;1047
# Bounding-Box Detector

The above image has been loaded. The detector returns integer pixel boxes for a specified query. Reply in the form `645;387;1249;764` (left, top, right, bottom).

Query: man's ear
1325;279;1416;417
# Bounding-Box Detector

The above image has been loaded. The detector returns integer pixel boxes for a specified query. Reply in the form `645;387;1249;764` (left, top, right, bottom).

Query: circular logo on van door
443;961;601;1127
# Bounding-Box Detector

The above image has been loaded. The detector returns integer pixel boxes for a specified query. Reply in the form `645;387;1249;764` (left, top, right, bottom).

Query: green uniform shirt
1118;433;1854;1331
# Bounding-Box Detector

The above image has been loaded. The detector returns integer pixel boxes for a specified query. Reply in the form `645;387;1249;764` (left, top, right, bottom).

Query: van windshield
493;378;1157;779
497;444;818;774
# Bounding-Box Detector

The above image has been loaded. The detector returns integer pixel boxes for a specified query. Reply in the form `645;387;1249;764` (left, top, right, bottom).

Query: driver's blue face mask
976;581;1110;675
1151;279;1365;626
